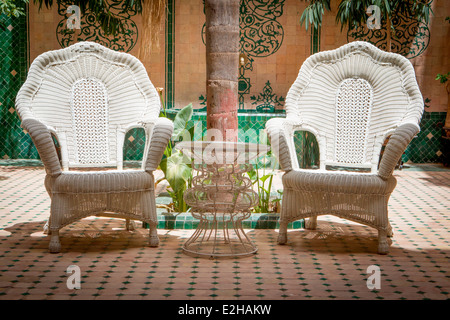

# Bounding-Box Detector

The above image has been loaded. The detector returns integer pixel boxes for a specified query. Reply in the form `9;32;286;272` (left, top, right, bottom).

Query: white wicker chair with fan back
266;41;424;254
16;42;173;253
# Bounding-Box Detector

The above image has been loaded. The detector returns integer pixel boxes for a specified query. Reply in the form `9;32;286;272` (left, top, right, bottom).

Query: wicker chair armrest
21;118;62;177
265;117;300;172
143;117;174;172
378;122;420;180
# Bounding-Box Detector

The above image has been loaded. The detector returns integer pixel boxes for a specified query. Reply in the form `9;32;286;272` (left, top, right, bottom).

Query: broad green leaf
259;172;274;183
187;122;200;143
173;103;193;140
246;168;257;181
162;151;192;194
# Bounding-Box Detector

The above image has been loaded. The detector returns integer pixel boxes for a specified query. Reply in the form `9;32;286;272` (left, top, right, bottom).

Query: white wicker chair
266;41;424;254
16;42;173;253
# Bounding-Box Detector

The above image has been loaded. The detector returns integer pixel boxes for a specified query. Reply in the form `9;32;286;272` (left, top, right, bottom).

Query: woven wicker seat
16;42;173;253
266;41;424;254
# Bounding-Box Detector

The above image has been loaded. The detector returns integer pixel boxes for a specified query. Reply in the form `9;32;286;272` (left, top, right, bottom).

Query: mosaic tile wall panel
123;111;321;169
0;10;37;160
403;112;446;164
122;111;446;167
165;0;175;109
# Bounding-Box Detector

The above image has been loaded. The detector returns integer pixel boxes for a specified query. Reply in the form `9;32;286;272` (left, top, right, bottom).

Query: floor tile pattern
0;164;448;300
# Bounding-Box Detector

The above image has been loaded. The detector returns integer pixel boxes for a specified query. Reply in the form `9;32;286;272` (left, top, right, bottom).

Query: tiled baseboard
151;212;304;230
153;195;303;230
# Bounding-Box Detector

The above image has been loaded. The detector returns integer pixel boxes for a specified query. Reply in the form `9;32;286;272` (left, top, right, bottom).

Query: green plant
436;72;450;86
247;167;273;213
32;0;157;35
299;0;433;51
299;0;331;31
0;0;29;30
32;0;165;56
157;91;196;213
159;151;192;213
0;0;28;17
246;150;282;213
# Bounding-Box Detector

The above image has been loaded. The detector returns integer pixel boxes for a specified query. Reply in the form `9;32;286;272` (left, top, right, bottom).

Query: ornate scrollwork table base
176;141;270;258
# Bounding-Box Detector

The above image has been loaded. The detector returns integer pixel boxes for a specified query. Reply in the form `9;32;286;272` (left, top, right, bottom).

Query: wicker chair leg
277;220;288;244
387;223;394;237
148;222;159;247
125;219;136;231
49;229;61;253
377;229;391;255
305;216;318;230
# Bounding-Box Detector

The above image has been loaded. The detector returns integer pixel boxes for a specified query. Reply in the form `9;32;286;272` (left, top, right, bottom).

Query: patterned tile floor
0;163;449;301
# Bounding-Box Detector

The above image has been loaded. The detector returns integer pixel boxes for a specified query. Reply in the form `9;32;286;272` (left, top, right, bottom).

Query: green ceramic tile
0;8;31;160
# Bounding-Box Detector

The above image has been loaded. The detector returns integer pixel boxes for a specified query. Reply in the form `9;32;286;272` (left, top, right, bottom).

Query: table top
175;141;270;165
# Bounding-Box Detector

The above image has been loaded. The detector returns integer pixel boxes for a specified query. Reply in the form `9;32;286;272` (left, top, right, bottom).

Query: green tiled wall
403;112;446;163
165;0;175;109
158;110;320;169
156;212;304;230
131;109;441;168
155;195;303;230
124;128;146;161
0;9;36;160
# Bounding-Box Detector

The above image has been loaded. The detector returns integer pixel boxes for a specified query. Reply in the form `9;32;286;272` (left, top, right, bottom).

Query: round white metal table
175;141;270;258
